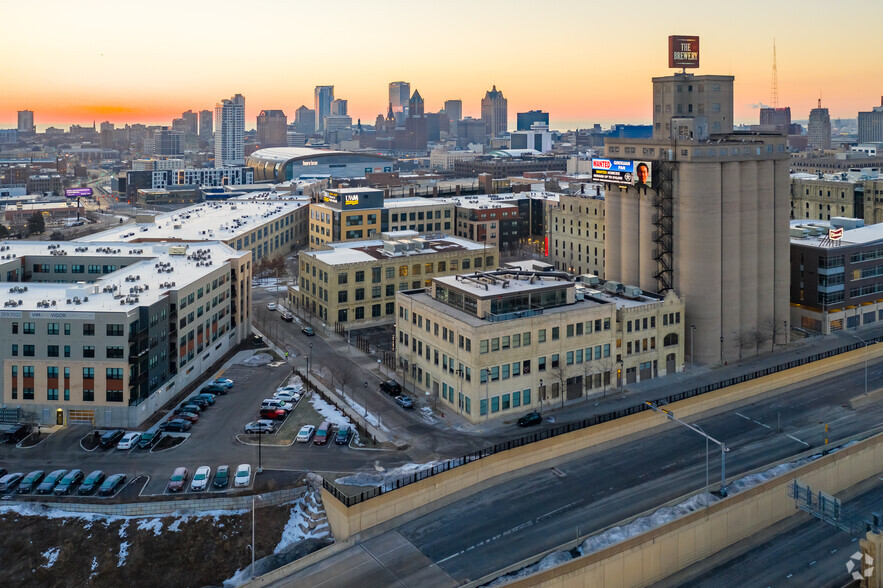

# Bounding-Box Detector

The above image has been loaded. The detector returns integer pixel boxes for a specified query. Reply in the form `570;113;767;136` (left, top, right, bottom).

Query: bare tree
733;330;753;361
552;360;568;408
764;318;787;352
752;330;768;355
337;368;352;402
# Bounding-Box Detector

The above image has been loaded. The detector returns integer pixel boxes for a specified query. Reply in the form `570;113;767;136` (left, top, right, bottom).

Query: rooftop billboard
591;159;652;188
668;35;700;69
64;187;93;198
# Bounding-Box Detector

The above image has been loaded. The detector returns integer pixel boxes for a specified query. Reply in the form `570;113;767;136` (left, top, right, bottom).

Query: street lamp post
690;324;696;373
719;336;724;366
307;343;313;394
847;332;869;396
539;378;544;415
249;494;263;577
694;423;710;507
364;381;368;418
485;368;490;422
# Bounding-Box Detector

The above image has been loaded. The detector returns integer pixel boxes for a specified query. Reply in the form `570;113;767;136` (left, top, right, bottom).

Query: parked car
201;384;227;395
267;302;277;311
187;397;209;409
213;465;230;489
234;464;252;488
281;312;294;322
0;468;5;479
174;404;202;415
17;470;45;493
395;395;414;409
138;430;163;449
117;432;141;450
335;426;351;445
190;466;211;491
380;380;402;396
296;425;316;443
212;378;234;389
176;411;199;423
0;472;24;493
301;326;315;336
159;419;192;432
35;469;68;494
244;420;276;434
99;474;127;496
2;424;28;444
273;390;300;403
516;411;543;427
259;408;286;420
99;430;125;448
313;421;332;445
261;398;293;412
54;469;85;495
167;467;189;492
78;470;106;495
194;393;216;405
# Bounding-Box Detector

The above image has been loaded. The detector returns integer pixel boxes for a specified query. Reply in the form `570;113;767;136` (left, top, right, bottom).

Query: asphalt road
280;357;883;586
666;479;883;588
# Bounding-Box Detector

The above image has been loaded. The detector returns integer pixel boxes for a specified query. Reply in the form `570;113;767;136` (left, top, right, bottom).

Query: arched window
663;333;679;347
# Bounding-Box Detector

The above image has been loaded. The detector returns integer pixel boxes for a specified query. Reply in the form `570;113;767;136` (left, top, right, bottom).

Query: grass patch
153;435;185;451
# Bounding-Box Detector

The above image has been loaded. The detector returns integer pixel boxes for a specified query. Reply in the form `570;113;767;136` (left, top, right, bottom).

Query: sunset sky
2;0;881;131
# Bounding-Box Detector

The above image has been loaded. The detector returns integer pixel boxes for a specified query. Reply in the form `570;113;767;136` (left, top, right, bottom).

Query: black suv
380;380;402;396
516;412;543;427
99;430;125;448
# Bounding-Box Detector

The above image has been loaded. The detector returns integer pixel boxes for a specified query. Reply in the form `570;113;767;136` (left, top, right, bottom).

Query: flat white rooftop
304;235;490;266
0;240;241;313
383;197;451;209
75;200;307;243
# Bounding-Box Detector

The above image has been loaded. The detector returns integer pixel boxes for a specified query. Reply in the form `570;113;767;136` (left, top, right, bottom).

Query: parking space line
787;434;811;447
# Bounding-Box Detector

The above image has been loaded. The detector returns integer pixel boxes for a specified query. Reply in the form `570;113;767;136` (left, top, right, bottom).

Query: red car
167;467;189;493
177;411;199;423
259;408;285;420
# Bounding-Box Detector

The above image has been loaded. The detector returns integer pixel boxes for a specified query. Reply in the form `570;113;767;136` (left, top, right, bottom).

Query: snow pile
309;395;353;429
485;551;573;586
41;547;60;568
335;461;439;489
725;461;802;495
241;353;273;367
273;489;331;554
118;541;130;567
223;568;251;588
136;518;164;536
345;397;389;431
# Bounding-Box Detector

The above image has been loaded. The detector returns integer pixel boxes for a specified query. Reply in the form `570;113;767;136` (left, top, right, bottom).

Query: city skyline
2;0;882;131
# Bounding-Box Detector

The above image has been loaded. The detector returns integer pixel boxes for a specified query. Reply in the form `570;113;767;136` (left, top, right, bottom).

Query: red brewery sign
829;227;844;240
669;35;700;69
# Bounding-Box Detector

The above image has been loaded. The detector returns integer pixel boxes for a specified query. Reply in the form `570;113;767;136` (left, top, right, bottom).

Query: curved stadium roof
246;147;395;181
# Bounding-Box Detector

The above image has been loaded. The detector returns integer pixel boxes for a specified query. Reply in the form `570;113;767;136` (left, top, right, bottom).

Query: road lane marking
786;434;810;447
735;412;751;421
754;420;771;429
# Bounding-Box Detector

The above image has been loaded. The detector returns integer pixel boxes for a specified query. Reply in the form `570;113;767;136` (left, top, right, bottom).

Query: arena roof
246;147;394;164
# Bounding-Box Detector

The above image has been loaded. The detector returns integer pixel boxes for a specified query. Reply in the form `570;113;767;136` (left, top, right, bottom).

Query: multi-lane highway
275;356;883;587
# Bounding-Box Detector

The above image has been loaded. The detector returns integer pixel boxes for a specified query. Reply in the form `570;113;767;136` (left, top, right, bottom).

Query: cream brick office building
396;270;684;423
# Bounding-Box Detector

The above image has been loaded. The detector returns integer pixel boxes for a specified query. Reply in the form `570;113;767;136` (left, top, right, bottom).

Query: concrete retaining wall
505;431;883;587
4;486;306;517
322;344;883;540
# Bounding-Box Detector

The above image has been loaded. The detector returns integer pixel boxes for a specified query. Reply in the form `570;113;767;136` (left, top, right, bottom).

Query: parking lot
0;352;407;501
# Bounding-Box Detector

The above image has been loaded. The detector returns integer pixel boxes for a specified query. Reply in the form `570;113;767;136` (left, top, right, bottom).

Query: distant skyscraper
99;121;114;149
409;90;424;117
295;106;316;135
389;81;410;125
314;86;334;132
198;110;213;140
17;110;34;133
808;99;832;150
516;110;549;131
481;86;508;138
153;127;183;157
214;93;245;166
858;98;883;143
181;110;199;135
331;99;347;116
444;99;463;136
256;110;287;147
759;107;791;131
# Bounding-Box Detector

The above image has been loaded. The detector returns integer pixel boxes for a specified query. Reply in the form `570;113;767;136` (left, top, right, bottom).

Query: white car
212;378;234;389
234;464;252;488
267;302;277;311
296;425;315;443
190;466;211;491
273;390;301;403
261;398;293;412
116;432;141;450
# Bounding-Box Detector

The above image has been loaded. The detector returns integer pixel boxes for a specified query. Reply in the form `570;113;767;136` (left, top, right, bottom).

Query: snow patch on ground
485;551;573;586
309;395;353;429
41;547;60;568
273;489;331;554
240;353;273;367
90;556;98;572
118;519;129;538
222;568;251;588
335;461;440;488
117;541;129;567
136;518;164;536
344;397;389;431
167;515;190;532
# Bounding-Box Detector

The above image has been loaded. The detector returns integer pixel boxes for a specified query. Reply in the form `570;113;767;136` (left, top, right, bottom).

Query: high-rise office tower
214;93;245;166
99;121;114;149
314;86;334;132
181;110;199;135
808;99;832;150
444;99;463;136
199;110;213;140
331;99;347;116
604;71;789;366
389;81;410;125
409;90;424;117
481;85;508;138
17;110;34;133
295;106;316;135
516;110;549;131
256;109;287;147
153;127;183;157
758;107;791;132
858;98;883;143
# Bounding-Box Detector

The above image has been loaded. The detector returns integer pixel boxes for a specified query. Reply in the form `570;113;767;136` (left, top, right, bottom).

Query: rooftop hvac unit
168;246;188;256
604;280;624;295
790;227;809;238
622;285;643;299
579;273;600;286
173;224;182;229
